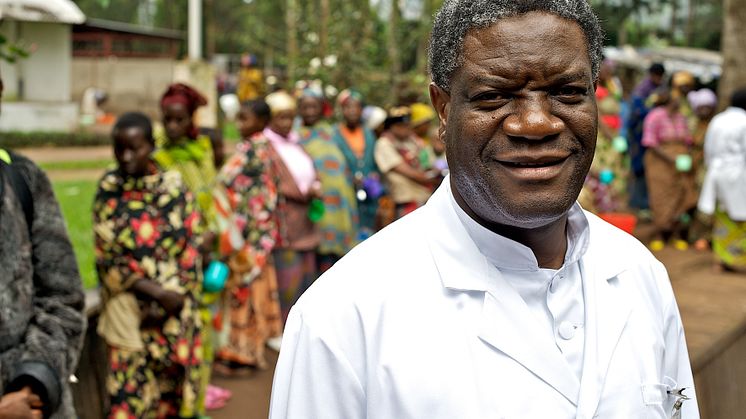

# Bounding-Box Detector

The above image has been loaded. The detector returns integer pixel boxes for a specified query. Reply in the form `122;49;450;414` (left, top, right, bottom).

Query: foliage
0;131;110;148
0;33;29;63
53;179;99;289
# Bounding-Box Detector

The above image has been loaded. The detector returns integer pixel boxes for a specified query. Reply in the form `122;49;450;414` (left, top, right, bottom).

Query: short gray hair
428;0;605;91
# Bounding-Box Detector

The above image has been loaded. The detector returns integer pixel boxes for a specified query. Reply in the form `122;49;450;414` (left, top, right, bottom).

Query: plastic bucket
598;212;638;235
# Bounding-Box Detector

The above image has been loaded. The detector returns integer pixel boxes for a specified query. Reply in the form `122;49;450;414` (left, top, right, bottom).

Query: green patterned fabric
713;208;746;269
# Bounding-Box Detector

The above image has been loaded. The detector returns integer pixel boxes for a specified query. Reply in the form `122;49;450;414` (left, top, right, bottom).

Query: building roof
0;0;85;24
75;18;185;41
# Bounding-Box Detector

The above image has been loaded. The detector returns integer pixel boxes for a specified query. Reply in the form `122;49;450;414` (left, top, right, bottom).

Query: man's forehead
458;13;592;82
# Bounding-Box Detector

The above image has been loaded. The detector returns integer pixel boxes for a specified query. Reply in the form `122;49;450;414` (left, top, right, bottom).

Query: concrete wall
0;21;72;102
72;57;177;120
0;102;78;132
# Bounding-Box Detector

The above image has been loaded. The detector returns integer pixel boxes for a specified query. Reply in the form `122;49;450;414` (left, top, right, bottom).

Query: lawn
52;179;99;289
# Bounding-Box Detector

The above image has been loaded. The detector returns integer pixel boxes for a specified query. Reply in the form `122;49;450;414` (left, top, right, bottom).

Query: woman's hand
0;388;43;419
156;289;186;316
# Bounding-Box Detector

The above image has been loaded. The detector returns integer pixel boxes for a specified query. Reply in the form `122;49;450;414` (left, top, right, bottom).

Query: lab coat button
558;321;576;340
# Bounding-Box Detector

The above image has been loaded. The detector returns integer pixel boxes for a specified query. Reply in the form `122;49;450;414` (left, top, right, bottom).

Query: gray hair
428;0;605;91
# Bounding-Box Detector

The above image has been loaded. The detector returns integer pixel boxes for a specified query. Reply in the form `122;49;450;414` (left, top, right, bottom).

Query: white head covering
687;88;717;111
363;106;387;131
266;91;297;115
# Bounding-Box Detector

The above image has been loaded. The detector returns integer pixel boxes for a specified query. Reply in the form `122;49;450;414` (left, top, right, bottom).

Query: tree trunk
685;0;696;46
319;0;330;59
387;0;402;103
719;0;746;110
285;0;299;86
669;0;678;43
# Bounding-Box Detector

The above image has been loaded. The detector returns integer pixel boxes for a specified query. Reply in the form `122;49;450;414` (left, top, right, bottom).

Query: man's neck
453;186;568;269
345;121;359;130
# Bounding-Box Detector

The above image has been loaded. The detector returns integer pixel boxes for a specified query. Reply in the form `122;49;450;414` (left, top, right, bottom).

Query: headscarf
362;106;387;131
337;89;364;107
687;88;717;111
160;83;207;115
265;91;297;115
384;106;412;129
672;71;695;89
410;103;436;127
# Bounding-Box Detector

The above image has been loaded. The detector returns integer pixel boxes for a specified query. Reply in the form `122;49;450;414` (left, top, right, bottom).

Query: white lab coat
270;181;699;419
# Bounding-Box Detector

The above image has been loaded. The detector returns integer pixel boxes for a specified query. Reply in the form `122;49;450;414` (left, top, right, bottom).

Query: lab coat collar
424;179;633;410
425;181;584;403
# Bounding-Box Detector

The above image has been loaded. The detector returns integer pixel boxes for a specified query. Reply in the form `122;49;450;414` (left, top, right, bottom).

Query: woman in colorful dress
687;88;718;250
698;88;746;272
581;59;628;213
264;91;321;323
214;99;283;370
642;88;698;251
298;89;359;272
331;89;381;238
153;83;220;414
95;113;203;418
375;106;438;221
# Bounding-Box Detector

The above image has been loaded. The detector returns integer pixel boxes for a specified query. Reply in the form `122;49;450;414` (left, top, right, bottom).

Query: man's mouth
493;154;571;181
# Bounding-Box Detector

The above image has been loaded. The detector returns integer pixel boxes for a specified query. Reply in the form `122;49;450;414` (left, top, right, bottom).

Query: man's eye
472;91;508;102
554;86;588;99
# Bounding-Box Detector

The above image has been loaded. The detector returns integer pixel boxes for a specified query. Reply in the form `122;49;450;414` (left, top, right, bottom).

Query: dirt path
17;146;112;163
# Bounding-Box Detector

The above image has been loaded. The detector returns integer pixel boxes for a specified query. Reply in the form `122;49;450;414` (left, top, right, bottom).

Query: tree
718;0;746;109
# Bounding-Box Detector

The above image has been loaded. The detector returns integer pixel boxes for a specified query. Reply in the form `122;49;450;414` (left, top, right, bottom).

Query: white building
0;0;85;132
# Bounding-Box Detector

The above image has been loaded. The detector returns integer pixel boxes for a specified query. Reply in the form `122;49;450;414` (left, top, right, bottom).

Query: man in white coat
270;1;699;418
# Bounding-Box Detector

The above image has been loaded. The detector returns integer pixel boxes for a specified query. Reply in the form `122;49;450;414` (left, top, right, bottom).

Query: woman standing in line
331;89;381;239
298;89;360;272
264;91;321;324
153;83;222;414
642;89;698;251
95;113;203;418
214;99;283;371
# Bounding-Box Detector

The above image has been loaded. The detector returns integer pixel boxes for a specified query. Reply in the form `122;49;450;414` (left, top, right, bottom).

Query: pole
188;0;202;61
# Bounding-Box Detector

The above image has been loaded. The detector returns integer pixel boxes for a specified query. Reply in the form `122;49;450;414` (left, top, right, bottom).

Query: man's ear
429;82;451;141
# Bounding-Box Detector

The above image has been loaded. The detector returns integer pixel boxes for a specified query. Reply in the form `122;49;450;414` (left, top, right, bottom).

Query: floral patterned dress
94;164;203;419
214;136;283;368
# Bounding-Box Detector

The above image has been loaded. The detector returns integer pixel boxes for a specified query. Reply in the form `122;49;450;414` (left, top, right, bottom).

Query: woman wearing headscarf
153;82;220;415
687;88;718;250
642;88;698;251
297;88;360;273
331;89;381;239
263;91;321;324
375;106;438;221
95;113;203;418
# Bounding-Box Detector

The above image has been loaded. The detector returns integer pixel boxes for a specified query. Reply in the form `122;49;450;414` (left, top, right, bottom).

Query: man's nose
502;96;565;140
122;150;134;162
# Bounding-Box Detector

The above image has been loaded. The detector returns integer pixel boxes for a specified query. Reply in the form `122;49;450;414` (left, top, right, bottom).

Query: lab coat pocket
640;382;668;419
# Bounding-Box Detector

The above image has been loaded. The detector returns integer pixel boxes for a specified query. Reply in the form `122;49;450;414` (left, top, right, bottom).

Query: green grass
52;179;99;289
40;159;114;171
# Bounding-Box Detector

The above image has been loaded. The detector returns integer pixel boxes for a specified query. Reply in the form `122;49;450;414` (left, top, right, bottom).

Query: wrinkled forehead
457;13;593;84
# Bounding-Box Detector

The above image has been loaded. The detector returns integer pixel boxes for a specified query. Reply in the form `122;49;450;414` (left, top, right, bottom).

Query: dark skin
0;388;43;419
162;102;193;144
236;107;268;139
269;109;296;137
430;12;598;269
112;126;186;316
341;100;363;129
298;96;323;128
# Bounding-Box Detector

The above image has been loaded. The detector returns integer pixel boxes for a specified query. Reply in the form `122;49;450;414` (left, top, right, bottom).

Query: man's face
299;97;323;127
430;12;597;229
162;102;193;141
